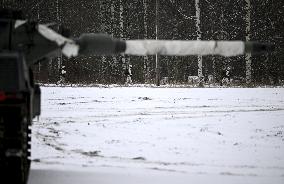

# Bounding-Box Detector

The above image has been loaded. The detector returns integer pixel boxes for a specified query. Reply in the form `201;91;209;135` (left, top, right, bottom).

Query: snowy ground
30;87;284;183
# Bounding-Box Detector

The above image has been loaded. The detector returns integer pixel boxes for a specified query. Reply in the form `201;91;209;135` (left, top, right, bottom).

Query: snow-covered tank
0;8;273;184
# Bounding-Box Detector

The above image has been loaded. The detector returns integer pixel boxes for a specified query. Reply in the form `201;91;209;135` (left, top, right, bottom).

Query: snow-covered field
31;87;284;183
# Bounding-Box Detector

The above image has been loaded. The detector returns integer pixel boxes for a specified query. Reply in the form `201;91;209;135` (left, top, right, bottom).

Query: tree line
1;0;283;86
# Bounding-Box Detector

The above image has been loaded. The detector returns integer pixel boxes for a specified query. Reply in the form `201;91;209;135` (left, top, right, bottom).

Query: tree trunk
143;0;150;83
111;1;118;70
119;0;131;84
155;0;160;86
56;0;64;84
245;0;252;85
195;0;203;86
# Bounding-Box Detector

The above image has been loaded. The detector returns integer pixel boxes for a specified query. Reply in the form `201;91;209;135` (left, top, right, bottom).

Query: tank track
0;107;31;184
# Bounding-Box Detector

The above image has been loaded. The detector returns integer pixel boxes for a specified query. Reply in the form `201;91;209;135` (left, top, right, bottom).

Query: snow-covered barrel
125;40;273;57
75;34;273;57
38;24;272;58
125;40;244;57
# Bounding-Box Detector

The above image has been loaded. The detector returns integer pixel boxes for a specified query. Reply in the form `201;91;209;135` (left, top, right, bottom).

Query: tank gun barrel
1;17;273;65
75;33;126;56
36;24;274;58
124;40;273;57
74;34;274;57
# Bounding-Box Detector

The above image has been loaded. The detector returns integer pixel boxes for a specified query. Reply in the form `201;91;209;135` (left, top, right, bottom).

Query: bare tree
245;0;252;85
119;0;132;84
195;0;203;86
155;0;161;86
142;0;151;83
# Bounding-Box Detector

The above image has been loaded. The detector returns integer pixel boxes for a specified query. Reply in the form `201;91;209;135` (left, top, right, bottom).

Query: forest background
1;0;283;86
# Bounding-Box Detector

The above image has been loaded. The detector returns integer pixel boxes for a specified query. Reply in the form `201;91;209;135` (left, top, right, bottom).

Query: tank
0;8;273;184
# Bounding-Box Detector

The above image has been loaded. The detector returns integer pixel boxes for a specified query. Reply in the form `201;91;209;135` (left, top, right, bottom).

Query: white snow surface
125;40;245;56
31;87;284;183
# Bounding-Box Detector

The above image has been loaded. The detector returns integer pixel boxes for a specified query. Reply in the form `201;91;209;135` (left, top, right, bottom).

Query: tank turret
0;9;274;184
